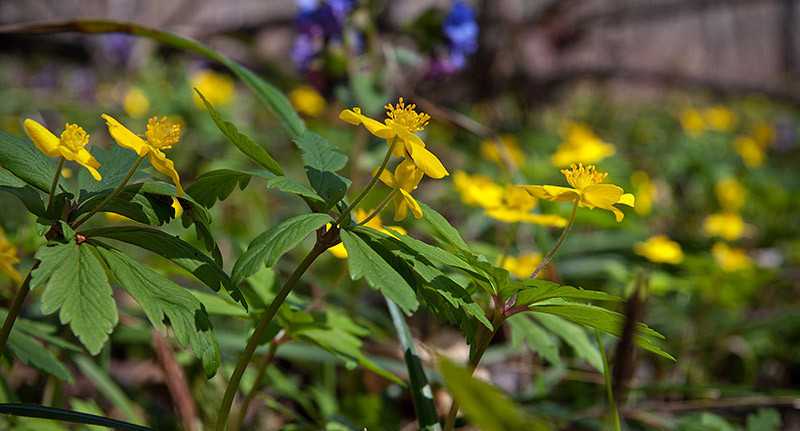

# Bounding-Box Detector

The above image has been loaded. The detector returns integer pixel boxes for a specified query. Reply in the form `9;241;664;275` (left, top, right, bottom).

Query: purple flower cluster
291;0;357;71
443;1;479;70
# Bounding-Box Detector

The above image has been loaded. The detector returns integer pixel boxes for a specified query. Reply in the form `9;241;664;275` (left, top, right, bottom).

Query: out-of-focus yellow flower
375;159;424;221
24;119;102;181
733;135;765;168
521;164;634;222
551;123;616;167
289;85;326;118
340;98;448;179
0;228;22;283
704;105;737;132
751;122;775;148
123;87;150;118
191;69;235;107
630;170;654;215
102;115;184;196
703;212;746;241
634;235;684;264
501;252;542;279
485;185;567;227
712;242;752;272
715;177;745;211
328;208;407;258
680;108;706;137
61;168;73;179
453;171;504;208
479;135;525;168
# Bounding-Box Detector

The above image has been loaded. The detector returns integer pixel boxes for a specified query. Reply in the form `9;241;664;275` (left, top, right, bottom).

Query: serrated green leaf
0;309;73;382
190;291;248;317
31;241;117;355
195;89;285;175
0;130;58;193
186;169;273;209
231;213;332;286
440;359;546;431
77;144;152;198
500;279;624;306
339;229;419;315
82;226;243;307
535;313;602;371
293;130;348;172
419;202;469;250
267;176;324;203
96;245;220;377
508;314;561;366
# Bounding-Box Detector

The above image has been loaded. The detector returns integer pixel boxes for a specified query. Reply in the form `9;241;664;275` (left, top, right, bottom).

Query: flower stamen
59;124;90;152
561;163;607;190
385;97;430;133
145;116;180;150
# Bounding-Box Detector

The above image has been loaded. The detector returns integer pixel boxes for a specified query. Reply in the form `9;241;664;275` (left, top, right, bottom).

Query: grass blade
0;403;151;431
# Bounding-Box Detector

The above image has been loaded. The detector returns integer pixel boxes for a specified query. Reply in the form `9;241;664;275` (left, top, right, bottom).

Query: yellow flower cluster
634;235;684;264
680;105;738;137
500;252;542;279
733;122;774;168
0;228;21;283
551;123;616;167
701;177;754;272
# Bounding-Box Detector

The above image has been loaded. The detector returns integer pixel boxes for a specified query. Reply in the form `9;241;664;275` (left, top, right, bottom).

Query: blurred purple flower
443;1;478;68
291;34;317;71
293;0;358;71
101;33;134;65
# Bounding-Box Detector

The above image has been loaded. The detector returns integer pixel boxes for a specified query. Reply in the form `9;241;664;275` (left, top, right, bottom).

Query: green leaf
186;169;273;209
339;229;419;315
439;359;546;431
500;279;624;306
190;291;248;317
419;202;469;251
73;183;176;226
31;241;118;355
385;298;441;431
195;90;284;175
529;301;674;360
77;144;151;198
746;409;781;431
73;356;146;425
0;130;58;193
82;226;243;307
0;183;46;217
0;404;151;431
534;313;602;371
507;314;560;366
267;176;324;203
231;213;332;286
0;309;73;382
95;245;221;377
293;130;351;212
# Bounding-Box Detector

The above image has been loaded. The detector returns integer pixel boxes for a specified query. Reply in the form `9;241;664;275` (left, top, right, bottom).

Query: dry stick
153;330;200;431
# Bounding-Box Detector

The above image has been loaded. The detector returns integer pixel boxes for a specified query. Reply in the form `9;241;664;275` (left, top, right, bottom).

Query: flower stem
596;328;620;431
72;156;145;229
498;222;519;268
356;189;398;227
442;312;505;431
529;199;579;279
215;242;328;431
334;137;398;226
46;157;66;218
231;334;283;431
0;262;38;356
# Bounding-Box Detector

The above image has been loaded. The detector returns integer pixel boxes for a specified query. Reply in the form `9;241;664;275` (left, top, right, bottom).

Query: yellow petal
485;207;523;223
148;149;184;196
339;108;396;139
581;184;624;208
519;213;568;227
328;243;348;259
73;148;102;181
23;119;61;157
617;193;635;207
373;166;397;189
399;189;423;219
407;143;448;179
394;159;424;191
383;225;407;237
393;194;408;221
102;114;149;156
520;185;578;202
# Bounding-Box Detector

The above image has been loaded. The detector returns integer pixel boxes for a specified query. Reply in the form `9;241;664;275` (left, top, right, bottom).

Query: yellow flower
123;87;150;118
340;98;448;179
715;177;745;211
102;115;184;196
479;135;525;167
704;105;737;132
23;119;102;181
711;242;752;272
551;123;616;167
630;170;654;216
751;122;775;148
61;168;73;179
501;252;543;279
289;85;327;118
191;69;235;107
634;235;684;264
328;208;407;259
453;171;504;208
0;229;22;283
375;159;424;221
703;212;747;241
485;185;567;227
733;135;765;167
680;108;706;137
520;164;635;222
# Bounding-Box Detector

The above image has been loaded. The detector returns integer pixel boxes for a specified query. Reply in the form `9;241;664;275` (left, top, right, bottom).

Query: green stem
529;199;579;279
334;137;398;226
498;222;518;268
443;312;505;431
215;242;328;431
232;335;282;431
356;189;398;227
71;156;145;229
0;262;38;356
596;329;620;431
47;157;66;218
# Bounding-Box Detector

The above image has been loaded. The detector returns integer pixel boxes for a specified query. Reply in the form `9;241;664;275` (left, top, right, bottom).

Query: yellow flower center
561;163;607;190
59;123;89;152
145;116;180;150
385;97;430;133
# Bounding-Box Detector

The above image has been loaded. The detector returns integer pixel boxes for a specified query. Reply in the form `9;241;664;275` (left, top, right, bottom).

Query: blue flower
443;0;478;69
